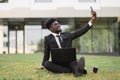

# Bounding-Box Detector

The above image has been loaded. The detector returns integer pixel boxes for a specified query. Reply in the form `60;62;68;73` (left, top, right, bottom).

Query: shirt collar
51;32;60;37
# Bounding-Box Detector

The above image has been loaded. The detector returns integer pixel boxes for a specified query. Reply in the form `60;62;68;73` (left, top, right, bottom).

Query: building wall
0;0;120;18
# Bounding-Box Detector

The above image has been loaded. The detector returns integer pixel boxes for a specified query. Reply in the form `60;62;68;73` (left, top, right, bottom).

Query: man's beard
55;29;62;33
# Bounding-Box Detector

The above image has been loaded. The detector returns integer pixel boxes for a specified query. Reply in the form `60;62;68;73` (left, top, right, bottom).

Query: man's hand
90;7;97;24
35;66;44;71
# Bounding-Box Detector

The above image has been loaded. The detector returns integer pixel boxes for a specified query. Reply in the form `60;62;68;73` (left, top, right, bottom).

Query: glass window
69;18;118;54
79;0;96;2
79;18;118;53
35;0;52;3
0;0;8;3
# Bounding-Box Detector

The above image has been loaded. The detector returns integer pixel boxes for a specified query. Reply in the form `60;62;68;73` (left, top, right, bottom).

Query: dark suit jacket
42;24;92;66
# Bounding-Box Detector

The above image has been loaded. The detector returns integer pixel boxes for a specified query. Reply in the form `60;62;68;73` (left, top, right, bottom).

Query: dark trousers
43;61;77;73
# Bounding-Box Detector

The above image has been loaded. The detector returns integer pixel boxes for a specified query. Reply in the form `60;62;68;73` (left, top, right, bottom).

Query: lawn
0;54;120;80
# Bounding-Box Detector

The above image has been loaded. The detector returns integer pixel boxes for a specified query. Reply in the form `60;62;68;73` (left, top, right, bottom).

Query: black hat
45;18;57;29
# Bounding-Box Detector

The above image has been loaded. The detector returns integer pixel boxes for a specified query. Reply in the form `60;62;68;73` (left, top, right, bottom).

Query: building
0;0;120;54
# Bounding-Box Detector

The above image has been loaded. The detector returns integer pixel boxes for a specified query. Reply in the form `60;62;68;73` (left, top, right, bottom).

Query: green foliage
79;28;115;53
35;39;44;53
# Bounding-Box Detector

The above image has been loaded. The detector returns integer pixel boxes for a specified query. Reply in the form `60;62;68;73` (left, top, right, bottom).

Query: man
42;7;96;77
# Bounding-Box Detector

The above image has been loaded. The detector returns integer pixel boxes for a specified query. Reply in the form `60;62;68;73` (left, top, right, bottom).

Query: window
0;0;8;3
35;0;52;3
79;0;96;2
3;41;8;47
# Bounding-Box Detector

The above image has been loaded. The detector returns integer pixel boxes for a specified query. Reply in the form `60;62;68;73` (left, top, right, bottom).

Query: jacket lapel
49;34;59;48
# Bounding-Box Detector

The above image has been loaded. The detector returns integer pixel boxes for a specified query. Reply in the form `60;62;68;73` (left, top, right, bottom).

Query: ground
0;54;120;80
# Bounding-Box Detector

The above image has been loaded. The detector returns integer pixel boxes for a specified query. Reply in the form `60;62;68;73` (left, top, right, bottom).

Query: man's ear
49;27;53;31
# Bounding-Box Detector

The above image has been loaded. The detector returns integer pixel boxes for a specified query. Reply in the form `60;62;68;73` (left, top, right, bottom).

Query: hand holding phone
90;6;97;24
90;6;96;16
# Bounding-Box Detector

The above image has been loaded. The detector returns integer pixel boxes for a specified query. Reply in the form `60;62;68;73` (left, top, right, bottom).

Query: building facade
0;0;120;54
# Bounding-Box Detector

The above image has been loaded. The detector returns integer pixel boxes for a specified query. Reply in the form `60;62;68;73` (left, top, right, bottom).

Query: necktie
56;35;63;48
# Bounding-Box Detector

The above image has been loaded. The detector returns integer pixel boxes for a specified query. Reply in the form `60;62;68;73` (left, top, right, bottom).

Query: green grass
0;54;120;80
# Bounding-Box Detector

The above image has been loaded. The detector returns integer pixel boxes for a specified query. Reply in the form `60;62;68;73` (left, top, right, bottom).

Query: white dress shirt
52;33;62;48
88;21;93;27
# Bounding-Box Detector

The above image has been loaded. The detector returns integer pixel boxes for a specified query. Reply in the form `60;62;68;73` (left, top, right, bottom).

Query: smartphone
90;6;93;11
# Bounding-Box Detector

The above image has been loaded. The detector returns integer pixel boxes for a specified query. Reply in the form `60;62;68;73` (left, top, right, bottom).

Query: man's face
49;21;62;34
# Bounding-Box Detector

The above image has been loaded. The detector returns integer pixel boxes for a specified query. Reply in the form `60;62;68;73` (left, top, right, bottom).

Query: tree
34;39;44;53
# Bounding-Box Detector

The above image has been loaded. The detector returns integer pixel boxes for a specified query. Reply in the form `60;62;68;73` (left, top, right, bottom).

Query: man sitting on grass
41;7;96;77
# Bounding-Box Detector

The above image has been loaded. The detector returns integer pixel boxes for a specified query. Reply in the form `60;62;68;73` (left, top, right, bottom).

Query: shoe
77;57;85;74
73;66;82;77
74;72;82;77
83;68;87;74
70;62;82;77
